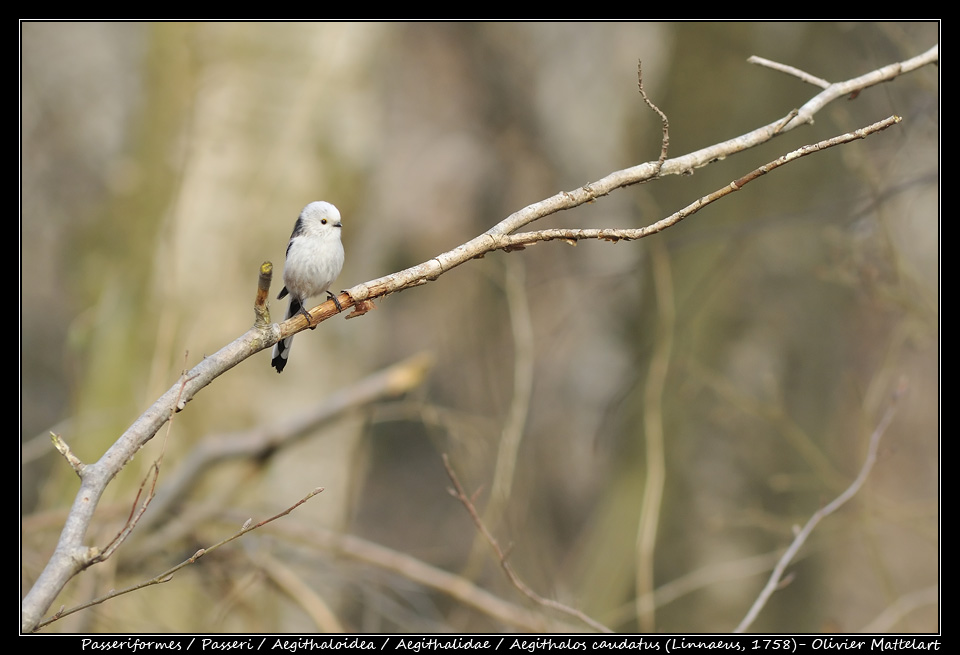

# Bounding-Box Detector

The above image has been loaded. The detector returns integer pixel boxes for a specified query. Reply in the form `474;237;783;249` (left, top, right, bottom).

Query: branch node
773;109;799;135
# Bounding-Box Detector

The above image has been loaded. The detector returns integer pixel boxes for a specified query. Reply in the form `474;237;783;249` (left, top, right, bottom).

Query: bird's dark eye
321;218;328;224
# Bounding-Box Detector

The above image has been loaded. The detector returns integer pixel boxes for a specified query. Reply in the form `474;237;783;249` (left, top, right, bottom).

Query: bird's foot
327;290;343;312
298;305;314;326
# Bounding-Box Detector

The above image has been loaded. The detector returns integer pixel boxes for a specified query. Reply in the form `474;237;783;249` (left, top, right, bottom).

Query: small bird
271;201;345;373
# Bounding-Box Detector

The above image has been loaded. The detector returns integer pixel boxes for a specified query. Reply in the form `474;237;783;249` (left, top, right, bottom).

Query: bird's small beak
334;221;342;228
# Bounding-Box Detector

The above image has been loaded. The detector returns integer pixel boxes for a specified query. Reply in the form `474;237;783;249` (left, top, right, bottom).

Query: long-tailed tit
271;201;345;373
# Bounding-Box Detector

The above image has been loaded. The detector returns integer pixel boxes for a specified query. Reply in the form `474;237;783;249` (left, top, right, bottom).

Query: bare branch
95;359;189;562
138;352;434;534
442;454;613;633
34;488;324;631
338;48;934;312
783;45;936;130
95;462;159;563
21;351;431;632
733;380;908;633
748;55;831;88
638;60;669;168
488;116;902;251
219;507;576;632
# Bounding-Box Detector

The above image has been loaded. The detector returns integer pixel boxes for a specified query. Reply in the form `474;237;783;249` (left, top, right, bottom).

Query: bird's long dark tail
271;297;301;373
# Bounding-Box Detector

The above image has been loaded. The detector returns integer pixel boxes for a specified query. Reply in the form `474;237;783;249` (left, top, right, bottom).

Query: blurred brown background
21;22;938;633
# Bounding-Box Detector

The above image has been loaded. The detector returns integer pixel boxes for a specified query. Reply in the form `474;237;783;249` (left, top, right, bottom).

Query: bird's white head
300;201;342;235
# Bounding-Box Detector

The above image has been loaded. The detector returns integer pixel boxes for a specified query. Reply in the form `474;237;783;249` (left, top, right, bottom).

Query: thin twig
94;462;159;564
137;352;433;535
340;50;934;307
638;60;669;169
218;506;572;632
748;55;831;88
34;487;324;631
490;116;902;251
50;432;85;475
772;108;799;136
95;360;190;562
462;259;536;579
442;454;613;633
733;380;908;633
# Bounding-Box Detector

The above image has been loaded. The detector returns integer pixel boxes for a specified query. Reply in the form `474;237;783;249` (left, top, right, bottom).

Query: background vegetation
21;22;938;633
